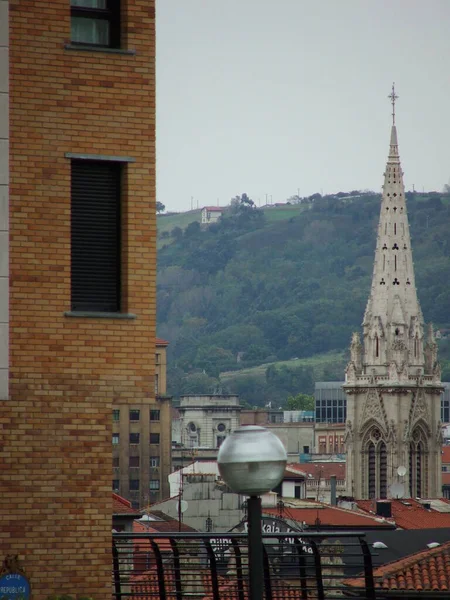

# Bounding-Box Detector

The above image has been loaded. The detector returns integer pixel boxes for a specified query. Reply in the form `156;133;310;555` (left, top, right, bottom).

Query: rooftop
345;540;450;592
289;461;346;480
263;501;394;530
356;498;450;530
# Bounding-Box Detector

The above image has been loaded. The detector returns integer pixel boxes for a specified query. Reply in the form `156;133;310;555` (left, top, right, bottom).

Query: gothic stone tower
344;87;442;500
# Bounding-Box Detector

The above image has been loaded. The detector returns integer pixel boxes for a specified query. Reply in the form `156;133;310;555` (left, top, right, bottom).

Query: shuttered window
71;160;121;312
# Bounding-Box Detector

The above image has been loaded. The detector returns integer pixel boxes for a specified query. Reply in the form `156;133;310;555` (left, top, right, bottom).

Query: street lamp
217;426;287;600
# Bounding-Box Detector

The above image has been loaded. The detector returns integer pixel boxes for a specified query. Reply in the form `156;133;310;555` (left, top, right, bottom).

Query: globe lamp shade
217;426;287;496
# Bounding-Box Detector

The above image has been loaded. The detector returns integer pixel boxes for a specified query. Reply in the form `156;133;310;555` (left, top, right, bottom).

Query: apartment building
113;338;172;506
0;2;156;598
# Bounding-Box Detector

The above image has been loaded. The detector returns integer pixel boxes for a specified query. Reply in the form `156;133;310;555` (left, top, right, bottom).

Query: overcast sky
156;0;450;212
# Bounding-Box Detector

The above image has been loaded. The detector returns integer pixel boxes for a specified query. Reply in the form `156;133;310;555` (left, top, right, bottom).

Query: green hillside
157;209;201;249
157;192;450;406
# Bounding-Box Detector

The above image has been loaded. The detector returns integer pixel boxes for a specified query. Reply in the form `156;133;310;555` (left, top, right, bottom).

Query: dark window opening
129;456;140;468
113;456;119;468
382;243;388;250
150;433;160;444
375;335;379;357
113;409;120;422
129;410;140;422
112;479;119;491
368;443;376;499
394;223;397;234
395;328;400;336
406;278;411;285
393;207;397;212
379;442;387;498
70;0;121;48
129;479;140;491
150;410;160;421
129;433;140;444
393;193;397;197
71;160;121;312
394;255;397;271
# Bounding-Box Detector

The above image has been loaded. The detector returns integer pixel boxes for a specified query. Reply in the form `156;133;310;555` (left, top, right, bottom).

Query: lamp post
217;426;287;600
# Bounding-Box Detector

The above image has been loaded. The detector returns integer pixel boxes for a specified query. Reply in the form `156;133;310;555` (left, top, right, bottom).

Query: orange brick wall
0;1;156;598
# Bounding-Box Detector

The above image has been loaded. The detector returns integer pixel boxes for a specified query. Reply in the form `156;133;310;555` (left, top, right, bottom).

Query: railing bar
169;539;183;600
293;538;309;600
262;543;273;600
150;539;167;600
308;539;325;600
204;538;221;600
112;540;122;600
359;537;376;600
230;538;246;600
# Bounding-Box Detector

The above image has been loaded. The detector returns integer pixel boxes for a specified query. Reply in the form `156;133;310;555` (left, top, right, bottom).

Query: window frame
149;479;160;491
150;409;160;422
129;409;140;422
70;0;121;49
150;433;160;445
129;479;140;491
129;432;140;445
112;433;120;445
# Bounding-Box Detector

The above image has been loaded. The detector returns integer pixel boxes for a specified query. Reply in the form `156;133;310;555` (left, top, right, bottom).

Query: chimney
376;501;392;518
330;475;337;506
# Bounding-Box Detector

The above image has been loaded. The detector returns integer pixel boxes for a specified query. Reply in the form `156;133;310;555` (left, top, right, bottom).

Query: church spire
362;86;424;370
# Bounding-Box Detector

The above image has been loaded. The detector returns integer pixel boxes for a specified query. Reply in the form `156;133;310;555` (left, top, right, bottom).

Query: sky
156;0;450;212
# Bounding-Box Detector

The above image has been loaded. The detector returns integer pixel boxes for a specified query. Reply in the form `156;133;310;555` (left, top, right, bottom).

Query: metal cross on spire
388;82;398;125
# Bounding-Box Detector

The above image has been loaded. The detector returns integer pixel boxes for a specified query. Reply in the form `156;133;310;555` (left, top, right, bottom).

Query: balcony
113;530;379;599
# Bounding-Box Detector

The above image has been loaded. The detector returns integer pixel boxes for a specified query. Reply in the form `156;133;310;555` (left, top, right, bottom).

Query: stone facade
0;3;156;599
177;394;241;449
345;101;442;500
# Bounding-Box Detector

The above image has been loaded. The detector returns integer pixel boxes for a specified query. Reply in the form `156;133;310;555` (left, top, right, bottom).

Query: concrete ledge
64;311;137;320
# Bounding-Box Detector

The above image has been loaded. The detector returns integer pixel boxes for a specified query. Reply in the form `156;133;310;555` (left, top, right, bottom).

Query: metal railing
112;530;378;600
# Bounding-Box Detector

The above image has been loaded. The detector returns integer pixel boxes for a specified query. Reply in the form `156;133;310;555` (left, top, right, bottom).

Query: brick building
113;337;172;506
0;2;157;598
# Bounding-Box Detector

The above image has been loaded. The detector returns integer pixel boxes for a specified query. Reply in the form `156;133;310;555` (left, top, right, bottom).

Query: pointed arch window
409;427;428;498
364;427;387;499
375;334;379;358
414;335;419;358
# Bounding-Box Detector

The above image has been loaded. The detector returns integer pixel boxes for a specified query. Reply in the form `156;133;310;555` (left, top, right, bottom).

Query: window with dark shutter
71;160;121;312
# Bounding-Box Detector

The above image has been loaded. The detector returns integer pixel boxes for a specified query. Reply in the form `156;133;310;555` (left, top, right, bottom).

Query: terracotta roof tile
443;472;450;485
345;540;450;592
356;498;450;530
113;493;139;515
155;337;169;346
263;502;390;528
288;462;346;480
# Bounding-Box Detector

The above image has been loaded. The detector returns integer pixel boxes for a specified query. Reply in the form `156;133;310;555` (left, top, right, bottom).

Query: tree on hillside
156;201;165;213
286;393;314;411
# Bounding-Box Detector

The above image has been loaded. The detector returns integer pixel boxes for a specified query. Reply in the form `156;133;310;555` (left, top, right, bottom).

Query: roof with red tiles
442;446;450;463
131;569;304;600
155;337;169;346
263;502;394;529
113;493;140;515
356;498;450;530
284;465;306;480
345;540;450;592
288;462;346;480
442;473;450;485
202;206;224;211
